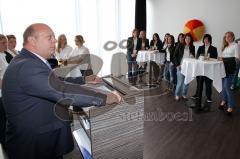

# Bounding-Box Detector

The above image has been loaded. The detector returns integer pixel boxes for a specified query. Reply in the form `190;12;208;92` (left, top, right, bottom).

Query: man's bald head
23;23;50;46
23;23;57;59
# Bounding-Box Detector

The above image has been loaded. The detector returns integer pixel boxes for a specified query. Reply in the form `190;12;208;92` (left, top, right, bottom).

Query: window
0;0;135;75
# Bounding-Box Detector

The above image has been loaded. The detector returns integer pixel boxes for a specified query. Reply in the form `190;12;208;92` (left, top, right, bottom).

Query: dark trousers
0;98;6;145
7;127;72;159
232;60;240;88
151;61;160;80
195;76;213;100
127;53;138;79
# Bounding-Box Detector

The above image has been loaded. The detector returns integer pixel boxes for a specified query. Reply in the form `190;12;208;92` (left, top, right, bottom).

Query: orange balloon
183;19;205;41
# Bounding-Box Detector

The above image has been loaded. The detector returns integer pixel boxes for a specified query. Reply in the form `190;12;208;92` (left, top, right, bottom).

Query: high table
136;50;165;87
181;58;226;110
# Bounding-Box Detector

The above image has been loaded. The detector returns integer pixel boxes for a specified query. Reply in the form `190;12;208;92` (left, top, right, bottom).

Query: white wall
147;0;240;51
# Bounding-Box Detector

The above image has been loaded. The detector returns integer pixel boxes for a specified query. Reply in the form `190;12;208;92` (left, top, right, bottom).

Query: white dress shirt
32;52;52;70
220;42;239;58
204;45;210;57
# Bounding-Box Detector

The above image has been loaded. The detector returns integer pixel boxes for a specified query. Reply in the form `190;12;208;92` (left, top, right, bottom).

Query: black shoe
202;105;211;112
182;96;188;101
227;111;232;116
226;108;233;116
194;107;203;114
191;95;198;99
218;104;226;110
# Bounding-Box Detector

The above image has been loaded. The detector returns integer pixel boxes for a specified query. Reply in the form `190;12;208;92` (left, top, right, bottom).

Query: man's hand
85;75;102;84
106;91;123;105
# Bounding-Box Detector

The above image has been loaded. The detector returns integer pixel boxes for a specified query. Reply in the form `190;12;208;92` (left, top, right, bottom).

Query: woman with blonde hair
55;34;72;60
218;31;239;115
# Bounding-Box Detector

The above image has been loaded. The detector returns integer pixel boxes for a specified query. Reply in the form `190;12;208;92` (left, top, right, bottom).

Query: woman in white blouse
0;34;9;148
55;34;73;61
218;31;239;115
65;35;92;77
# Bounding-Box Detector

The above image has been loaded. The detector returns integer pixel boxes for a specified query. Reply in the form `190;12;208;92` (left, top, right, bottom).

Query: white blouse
68;45;91;77
166;46;171;61
133;38;138;52
55;45;73;60
0;52;8;97
220;42;239;58
70;45;90;70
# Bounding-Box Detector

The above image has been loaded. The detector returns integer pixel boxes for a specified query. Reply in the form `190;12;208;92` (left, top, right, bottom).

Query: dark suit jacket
196;45;218;59
2;48;107;159
138;38;150;50
165;45;176;64
127;37;141;54
150;40;163;51
174;43;195;66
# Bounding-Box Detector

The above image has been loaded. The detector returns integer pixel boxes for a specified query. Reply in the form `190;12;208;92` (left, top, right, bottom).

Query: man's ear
28;36;36;46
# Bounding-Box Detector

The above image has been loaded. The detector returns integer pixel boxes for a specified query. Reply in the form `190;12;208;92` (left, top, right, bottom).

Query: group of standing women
127;29;239;115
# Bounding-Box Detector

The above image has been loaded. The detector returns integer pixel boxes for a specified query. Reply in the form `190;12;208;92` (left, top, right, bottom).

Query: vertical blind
0;0;135;75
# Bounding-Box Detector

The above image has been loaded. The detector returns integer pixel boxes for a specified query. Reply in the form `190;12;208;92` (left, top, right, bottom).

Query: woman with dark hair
163;35;176;91
150;33;163;51
218;31;239;115
191;34;218;103
149;33;163;82
174;33;195;100
175;33;185;47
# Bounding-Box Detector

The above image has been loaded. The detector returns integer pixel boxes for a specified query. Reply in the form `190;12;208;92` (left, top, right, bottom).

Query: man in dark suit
191;34;218;103
2;23;121;159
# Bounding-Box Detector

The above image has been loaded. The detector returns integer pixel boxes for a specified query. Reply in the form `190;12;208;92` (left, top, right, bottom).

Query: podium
72;75;144;159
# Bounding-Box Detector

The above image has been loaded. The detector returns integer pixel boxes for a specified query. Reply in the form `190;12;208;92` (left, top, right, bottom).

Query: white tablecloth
181;58;226;92
136;50;165;64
